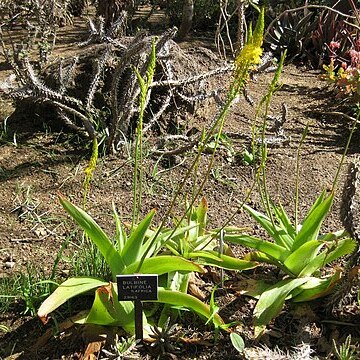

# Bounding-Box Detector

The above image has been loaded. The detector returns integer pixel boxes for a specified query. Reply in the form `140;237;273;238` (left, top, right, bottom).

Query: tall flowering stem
132;40;157;229
232;7;264;99
83;137;98;209
136;8;265;271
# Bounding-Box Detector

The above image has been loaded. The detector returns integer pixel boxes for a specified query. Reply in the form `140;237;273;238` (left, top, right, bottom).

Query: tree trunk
236;0;245;52
68;0;86;17
177;0;194;40
97;0;127;29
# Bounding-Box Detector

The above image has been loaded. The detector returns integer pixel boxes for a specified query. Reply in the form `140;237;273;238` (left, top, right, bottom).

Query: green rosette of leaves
225;190;356;338
38;196;225;335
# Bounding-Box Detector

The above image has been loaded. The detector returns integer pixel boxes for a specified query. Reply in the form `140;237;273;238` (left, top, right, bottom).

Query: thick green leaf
149;225;198;254
191;234;217;252
155;288;224;328
167;271;190;293
121;209;156;266
297;251;327;277
318;229;348;241
206;286;220;325
304;190;326;219
187;250;224;262
59;196;125;277
283;240;324;276
123;256;204;275
85;283;146;334
323;238;357;265
243;205;275;233
243;204;291;249
38;277;108;324
292;193;333;251
197;197;208;236
253;278;309;338
230;333;245;353
188;208;200;243
299;238;356;277
291;272;341;302
190;251;258;271
158;271;191;326
146;224;198;256
112;202;127;251
243;251;290;274
272;202;296;243
224;233;290;262
243;250;278;263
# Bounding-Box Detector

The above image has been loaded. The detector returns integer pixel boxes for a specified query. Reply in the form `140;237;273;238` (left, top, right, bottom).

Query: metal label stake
134;299;143;340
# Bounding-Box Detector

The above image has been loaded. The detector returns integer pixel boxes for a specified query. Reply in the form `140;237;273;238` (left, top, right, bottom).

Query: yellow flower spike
250;7;265;48
236;43;263;67
233;8;264;91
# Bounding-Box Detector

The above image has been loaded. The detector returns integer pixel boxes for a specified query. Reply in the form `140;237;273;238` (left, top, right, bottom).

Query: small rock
5;261;15;269
34;226;47;237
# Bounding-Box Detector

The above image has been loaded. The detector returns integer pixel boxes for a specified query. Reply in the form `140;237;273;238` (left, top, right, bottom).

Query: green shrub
165;0;237;30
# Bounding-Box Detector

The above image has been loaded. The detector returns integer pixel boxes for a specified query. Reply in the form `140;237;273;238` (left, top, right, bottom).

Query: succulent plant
266;6;359;68
149;317;181;356
265;11;317;62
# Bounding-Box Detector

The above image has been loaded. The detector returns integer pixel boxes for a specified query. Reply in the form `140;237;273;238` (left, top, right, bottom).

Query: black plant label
117;274;158;301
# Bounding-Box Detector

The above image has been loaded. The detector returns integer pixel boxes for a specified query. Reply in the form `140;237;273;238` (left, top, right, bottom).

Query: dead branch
150;66;233;88
5;23;235;155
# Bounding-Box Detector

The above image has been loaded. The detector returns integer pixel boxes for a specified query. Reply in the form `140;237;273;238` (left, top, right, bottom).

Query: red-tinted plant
322;41;360;100
308;8;358;67
265;3;359;68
